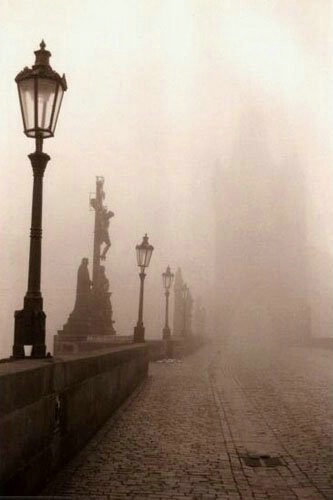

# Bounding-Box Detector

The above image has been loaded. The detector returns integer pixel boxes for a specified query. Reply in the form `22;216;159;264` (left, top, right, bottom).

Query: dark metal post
134;270;146;342
163;290;171;339
13;145;50;358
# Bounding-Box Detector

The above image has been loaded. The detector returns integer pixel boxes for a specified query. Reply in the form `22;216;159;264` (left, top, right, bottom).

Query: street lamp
13;41;67;358
133;234;154;342
181;284;189;337
162;266;174;340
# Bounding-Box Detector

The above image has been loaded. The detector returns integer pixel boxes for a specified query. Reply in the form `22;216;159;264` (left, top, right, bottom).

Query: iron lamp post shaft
25;148;49;302
165;290;170;329
138;270;146;327
134;270;146;342
13;142;50;358
163;290;171;340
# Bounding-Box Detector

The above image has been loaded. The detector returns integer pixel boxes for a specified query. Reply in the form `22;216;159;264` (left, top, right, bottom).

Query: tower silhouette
214;105;310;343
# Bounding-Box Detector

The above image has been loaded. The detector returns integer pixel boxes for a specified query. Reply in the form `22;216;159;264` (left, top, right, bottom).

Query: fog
0;0;332;357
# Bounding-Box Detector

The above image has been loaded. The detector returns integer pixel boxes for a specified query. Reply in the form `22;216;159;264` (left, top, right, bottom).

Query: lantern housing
162;266;174;290
136;234;154;269
15;40;67;140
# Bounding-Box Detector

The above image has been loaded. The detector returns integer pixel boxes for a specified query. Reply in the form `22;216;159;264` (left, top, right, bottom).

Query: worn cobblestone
43;340;332;499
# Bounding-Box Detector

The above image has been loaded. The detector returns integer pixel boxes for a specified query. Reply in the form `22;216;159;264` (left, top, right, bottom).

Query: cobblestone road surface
43;339;333;499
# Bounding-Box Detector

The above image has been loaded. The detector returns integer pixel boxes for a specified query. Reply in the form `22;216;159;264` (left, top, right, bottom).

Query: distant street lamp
162;266;174;340
134;234;154;342
13;41;67;358
181;284;189;337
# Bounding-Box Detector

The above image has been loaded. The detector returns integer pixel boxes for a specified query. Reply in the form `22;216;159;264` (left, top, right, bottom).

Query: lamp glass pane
37;78;57;135
164;273;171;289
18;79;35;133
144;247;153;267
50;84;64;134
136;247;145;267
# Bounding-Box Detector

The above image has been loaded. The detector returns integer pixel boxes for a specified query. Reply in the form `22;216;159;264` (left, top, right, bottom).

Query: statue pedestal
90;291;116;336
54;278;116;355
58;312;92;339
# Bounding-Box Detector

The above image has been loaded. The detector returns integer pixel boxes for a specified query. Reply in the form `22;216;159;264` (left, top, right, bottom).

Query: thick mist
0;0;332;357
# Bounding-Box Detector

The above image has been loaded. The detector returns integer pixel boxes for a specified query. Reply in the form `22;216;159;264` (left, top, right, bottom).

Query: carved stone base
134;324;145;343
59;312;92;339
89;291;116;336
13;307;46;358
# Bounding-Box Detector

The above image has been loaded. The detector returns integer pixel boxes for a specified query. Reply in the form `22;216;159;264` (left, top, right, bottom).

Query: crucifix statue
90;177;114;285
89;176;116;335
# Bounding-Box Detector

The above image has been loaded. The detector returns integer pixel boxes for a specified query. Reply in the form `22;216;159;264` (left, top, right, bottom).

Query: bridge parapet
0;344;148;495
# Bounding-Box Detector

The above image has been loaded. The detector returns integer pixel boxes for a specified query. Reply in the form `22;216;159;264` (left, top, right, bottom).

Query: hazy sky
0;0;332;356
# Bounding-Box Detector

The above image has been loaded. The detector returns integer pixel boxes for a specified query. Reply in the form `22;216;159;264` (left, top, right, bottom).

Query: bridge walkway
43;339;333;499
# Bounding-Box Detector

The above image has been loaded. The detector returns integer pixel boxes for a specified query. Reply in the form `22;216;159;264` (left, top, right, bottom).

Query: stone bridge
1;336;332;499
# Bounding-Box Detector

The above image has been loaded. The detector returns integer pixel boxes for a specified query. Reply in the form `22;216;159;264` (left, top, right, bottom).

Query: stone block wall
0;344;148;495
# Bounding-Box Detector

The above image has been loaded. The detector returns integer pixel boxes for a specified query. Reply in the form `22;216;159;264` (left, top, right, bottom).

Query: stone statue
96;265;109;293
73;257;92;314
88;177;116;335
58;258;93;339
99;207;114;261
92;265;115;332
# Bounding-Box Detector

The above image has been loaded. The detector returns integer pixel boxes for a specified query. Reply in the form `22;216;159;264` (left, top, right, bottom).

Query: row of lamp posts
134;256;191;344
11;42;191;358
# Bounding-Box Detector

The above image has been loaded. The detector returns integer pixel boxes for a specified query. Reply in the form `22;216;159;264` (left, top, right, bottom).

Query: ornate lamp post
133;234;154;343
181;284;189;337
162;266;174;340
13;41;67;358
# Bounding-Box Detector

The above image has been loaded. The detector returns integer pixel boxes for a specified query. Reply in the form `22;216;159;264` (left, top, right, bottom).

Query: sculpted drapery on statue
73;258;92;314
57;257;93;338
93;265;114;330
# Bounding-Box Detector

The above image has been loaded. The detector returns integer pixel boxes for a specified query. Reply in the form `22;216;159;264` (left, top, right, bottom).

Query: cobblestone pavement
43;339;333;499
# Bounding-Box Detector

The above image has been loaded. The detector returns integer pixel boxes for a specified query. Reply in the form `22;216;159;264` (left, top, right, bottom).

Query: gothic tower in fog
214;107;310;342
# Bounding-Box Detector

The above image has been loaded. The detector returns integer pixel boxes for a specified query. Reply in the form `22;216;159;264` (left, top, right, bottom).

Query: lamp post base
13;306;47;359
162;326;171;340
133;324;145;343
